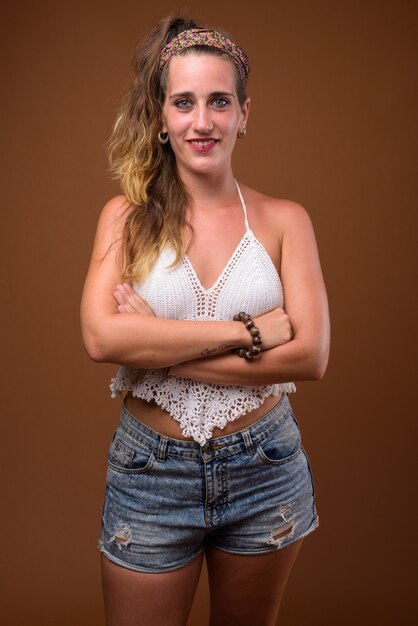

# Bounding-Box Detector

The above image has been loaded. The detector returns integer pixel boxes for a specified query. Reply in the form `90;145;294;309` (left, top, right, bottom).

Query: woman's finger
114;283;155;316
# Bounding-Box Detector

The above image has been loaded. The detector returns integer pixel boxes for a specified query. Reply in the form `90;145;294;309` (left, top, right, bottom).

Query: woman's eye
175;100;192;109
212;98;229;108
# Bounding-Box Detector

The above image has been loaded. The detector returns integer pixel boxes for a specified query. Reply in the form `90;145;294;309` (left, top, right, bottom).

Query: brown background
2;0;417;624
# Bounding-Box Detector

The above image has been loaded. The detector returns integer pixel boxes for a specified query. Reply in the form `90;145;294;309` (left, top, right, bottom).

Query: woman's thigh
206;540;303;626
102;552;204;626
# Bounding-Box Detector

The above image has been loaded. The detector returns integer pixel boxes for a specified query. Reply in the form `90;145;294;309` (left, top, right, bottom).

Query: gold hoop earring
237;128;247;139
158;131;169;145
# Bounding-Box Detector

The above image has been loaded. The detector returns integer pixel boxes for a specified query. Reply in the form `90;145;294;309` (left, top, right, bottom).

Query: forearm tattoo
200;344;235;357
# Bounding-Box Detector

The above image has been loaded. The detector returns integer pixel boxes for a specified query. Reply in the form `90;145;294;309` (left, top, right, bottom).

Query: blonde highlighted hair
109;15;248;283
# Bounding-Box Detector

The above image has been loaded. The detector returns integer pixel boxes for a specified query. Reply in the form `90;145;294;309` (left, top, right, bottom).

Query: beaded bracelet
233;312;263;360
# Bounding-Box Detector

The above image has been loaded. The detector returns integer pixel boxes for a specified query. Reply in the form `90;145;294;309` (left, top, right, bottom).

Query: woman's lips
187;139;218;152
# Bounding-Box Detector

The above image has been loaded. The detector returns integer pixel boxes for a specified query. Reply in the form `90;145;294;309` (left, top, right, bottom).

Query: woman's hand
114;283;155;316
254;308;293;350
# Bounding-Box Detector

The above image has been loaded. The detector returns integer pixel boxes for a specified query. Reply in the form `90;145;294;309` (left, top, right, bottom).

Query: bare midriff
124;392;283;441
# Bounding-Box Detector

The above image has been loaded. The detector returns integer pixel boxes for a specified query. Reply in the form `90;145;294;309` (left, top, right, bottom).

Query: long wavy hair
108;15;248;283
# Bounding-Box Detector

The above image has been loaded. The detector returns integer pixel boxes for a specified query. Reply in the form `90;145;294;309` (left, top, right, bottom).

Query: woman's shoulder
91;195;135;251
96;194;134;233
100;194;133;220
239;183;312;229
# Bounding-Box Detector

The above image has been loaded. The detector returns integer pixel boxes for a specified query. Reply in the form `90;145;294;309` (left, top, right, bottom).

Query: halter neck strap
234;180;250;231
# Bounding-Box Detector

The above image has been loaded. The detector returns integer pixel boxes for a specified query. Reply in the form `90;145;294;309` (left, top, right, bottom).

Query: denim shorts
99;394;319;573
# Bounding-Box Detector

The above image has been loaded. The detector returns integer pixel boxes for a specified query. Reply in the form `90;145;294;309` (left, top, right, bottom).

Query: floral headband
159;29;249;85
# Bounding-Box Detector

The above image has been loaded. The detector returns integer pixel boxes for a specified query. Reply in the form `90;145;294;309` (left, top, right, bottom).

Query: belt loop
156;435;168;462
241;429;255;456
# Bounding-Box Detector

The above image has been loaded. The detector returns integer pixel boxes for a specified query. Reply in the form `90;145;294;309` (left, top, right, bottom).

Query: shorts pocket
256;410;302;466
108;433;155;475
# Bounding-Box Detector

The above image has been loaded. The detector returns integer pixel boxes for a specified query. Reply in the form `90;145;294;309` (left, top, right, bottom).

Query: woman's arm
170;201;330;384
80;197;288;368
168;339;324;386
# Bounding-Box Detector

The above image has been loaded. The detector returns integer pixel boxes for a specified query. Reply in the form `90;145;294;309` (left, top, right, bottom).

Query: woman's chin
179;156;229;178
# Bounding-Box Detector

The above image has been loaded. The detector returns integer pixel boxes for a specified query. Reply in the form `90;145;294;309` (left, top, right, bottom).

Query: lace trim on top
111;369;296;447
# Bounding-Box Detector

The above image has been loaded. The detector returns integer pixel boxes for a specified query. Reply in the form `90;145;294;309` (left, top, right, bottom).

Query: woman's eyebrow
169;91;194;99
168;91;235;100
210;91;235;98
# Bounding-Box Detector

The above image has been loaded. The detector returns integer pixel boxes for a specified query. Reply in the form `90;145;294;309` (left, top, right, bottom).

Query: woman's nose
192;106;213;133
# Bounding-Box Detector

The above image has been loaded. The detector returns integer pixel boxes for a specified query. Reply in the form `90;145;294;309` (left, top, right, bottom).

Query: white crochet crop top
110;181;295;445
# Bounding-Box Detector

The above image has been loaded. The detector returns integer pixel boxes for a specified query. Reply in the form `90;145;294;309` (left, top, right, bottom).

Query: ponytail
108;15;247;283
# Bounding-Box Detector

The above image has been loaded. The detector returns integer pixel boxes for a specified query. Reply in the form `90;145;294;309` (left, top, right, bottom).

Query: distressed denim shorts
99;394;319;573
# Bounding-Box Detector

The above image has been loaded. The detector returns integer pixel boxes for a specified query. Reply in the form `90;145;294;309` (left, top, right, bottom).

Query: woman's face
161;52;250;177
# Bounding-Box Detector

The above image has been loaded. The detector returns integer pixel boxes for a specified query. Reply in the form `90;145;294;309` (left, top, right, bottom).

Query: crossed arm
80;196;330;385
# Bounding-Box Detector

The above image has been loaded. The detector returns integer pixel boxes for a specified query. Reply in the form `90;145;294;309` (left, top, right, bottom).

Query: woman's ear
241;97;251;126
160;113;168;135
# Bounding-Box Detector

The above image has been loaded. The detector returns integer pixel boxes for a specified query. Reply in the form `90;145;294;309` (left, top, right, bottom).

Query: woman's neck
178;167;239;211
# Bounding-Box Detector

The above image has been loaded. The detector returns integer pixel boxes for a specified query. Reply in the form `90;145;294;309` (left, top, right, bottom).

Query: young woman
81;15;330;626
